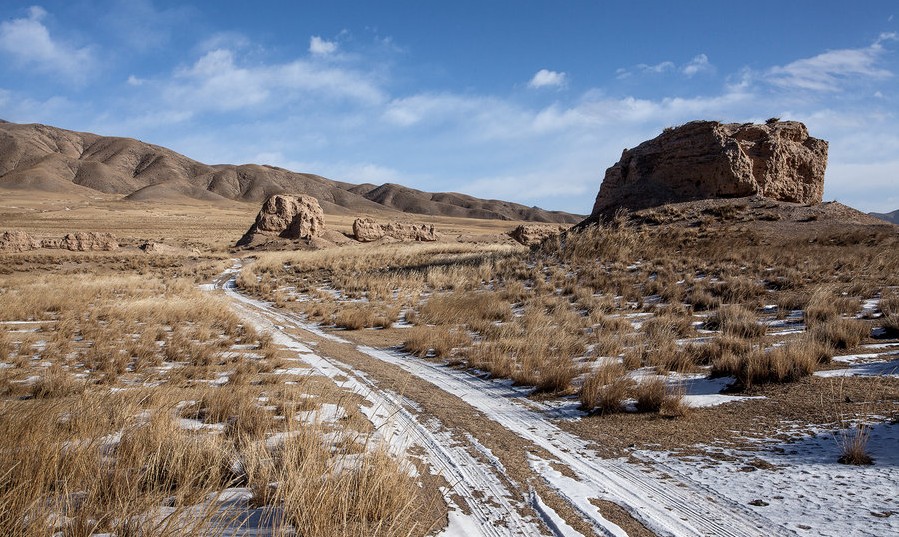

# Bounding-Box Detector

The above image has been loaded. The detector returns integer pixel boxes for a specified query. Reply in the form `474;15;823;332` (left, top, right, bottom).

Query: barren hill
0;121;580;223
870;209;899;225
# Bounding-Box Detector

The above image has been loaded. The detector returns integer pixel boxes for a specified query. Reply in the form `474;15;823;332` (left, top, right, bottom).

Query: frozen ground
636;421;899;536
210;261;898;536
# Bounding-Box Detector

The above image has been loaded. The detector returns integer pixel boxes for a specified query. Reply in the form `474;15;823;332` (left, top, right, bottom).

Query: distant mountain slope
0;121;581;223
869;209;899;225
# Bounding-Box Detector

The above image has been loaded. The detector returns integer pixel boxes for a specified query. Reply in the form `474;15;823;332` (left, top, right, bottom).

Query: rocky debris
43;232;119;251
139;241;193;255
0;230;39;252
237;194;324;247
508;224;567;246
352;218;438;242
589;120;828;219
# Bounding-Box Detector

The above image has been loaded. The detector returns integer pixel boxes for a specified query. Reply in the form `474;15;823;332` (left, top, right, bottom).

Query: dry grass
808;317;869;350
334;304;400;330
837;424;874;465
712;342;817;389
705;305;766;339
0;261;429;537
402;326;471;359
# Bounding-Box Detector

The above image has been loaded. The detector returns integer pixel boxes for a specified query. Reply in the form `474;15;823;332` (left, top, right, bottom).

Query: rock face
237;194;324;246
589;120;828;218
0;231;39;252
352;218;438;242
46;232;119;251
508;224;567;246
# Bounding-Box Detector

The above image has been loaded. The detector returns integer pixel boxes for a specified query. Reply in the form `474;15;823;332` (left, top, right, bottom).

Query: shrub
634;378;668;412
401;326;470;359
705;305;766;339
837;424;874;465
808;318;868;349
580;363;632;414
712;343;817;389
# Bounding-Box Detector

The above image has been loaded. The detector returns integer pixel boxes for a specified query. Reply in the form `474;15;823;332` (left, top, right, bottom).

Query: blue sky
1;1;897;214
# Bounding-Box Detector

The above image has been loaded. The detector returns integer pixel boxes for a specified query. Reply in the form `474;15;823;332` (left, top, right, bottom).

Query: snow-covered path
217;266;789;537
218;272;553;536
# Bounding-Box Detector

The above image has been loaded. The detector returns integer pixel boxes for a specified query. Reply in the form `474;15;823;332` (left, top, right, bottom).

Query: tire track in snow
350;343;788;537
219;277;552;537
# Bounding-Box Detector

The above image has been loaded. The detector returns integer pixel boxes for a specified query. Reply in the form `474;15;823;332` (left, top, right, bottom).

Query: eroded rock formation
43;232;119;251
237;194;325;247
589;120;828;218
352;218;438;242
0;231;39;252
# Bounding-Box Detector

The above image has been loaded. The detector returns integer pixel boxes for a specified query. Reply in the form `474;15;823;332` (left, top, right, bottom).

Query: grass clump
712;343;817;390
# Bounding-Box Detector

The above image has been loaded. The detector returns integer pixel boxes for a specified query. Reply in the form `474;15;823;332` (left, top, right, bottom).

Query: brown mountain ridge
0;121;581;223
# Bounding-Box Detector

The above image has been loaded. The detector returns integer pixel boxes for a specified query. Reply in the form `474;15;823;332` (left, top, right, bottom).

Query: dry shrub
643;311;695;340
808;317;869;350
0;329;9;361
716;276;765;304
705;305;766;339
530;357;581;394
465;343;515;378
879;289;899;334
334;304;399;330
188;386;276;440
679;335;751;367
419;291;511;326
805;286;840;325
712;343;817;389
837;424;874;465
542;222;643;264
579;362;632;414
401;325;471;359
634;377;668;412
254;433;420;536
687;286;720;312
30;365;85;399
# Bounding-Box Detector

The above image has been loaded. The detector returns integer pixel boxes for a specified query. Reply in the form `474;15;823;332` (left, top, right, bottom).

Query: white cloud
766;35;896;91
617;61;674;79
159;47;385;115
682;54;711;76
528;69;567;88
0;6;96;82
309;36;338;55
126;75;145;86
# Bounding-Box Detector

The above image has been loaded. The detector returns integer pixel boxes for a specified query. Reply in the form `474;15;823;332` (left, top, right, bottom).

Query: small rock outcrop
43;232;119;251
0;231;39;252
352;218;438;242
139;241;194;255
237;194;325;247
589;120;828;218
508;224;567;246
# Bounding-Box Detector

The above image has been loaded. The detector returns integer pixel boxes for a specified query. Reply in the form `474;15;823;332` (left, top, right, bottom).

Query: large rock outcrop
237;194;325;247
589;120;828;218
352;218;438;242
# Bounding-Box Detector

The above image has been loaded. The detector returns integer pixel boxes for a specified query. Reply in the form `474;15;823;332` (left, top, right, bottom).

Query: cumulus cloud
0;6;96;82
309;36;338;55
528;69;567;88
766;34;896;91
